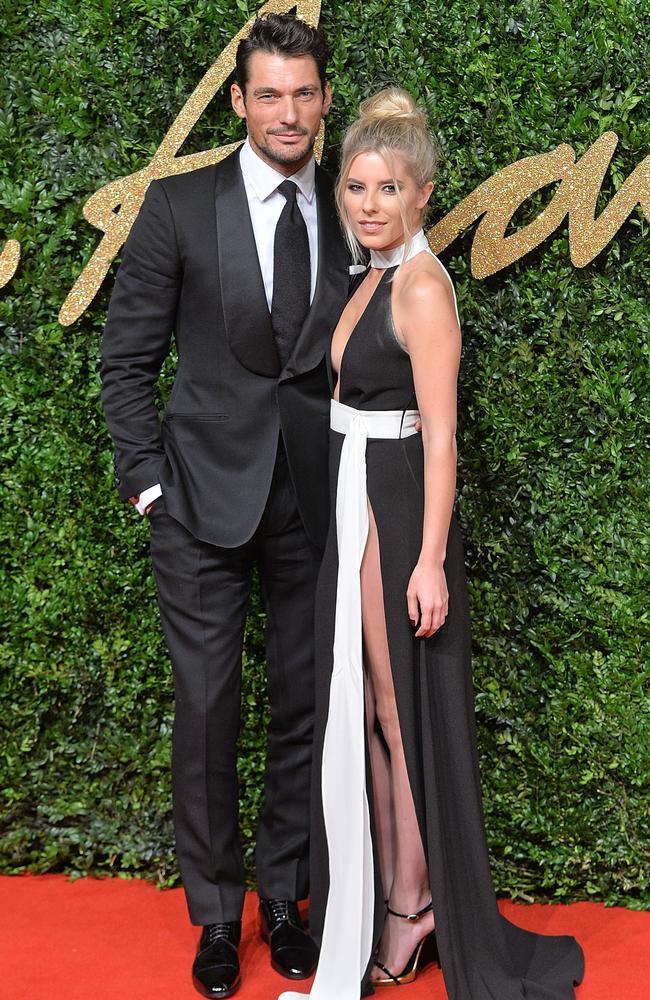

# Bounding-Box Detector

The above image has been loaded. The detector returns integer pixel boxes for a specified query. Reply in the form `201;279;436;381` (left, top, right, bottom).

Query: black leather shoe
259;898;319;979
192;921;241;998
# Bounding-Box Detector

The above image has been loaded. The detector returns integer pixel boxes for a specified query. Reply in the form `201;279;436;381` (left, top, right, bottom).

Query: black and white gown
280;232;584;1000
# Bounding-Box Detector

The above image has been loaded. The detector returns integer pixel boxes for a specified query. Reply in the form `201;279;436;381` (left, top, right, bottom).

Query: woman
281;88;584;1000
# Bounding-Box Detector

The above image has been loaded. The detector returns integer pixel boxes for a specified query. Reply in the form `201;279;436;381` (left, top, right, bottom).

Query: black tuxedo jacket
101;149;349;549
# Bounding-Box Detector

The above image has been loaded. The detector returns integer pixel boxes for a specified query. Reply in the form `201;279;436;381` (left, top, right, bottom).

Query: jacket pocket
165;413;230;421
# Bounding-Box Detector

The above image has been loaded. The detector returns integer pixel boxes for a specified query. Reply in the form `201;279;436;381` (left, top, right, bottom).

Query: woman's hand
407;560;449;638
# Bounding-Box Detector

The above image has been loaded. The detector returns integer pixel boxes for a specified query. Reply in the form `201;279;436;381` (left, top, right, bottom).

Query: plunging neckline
332;267;394;401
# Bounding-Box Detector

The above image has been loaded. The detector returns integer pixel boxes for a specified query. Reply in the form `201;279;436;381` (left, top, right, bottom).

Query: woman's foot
370;900;435;984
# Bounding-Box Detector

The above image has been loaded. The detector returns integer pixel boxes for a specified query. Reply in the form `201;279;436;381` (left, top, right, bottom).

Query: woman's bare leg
364;667;395;900
361;501;435;980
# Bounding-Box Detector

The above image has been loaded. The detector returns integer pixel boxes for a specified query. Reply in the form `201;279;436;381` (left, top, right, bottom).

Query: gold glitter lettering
566;132;650;267
46;0;647;326
428;132;650;277
0;240;21;290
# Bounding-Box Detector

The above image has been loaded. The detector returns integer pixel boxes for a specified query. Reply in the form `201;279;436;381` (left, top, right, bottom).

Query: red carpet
1;875;647;999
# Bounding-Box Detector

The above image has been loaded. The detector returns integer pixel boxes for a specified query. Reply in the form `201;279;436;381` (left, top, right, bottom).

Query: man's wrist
132;483;163;515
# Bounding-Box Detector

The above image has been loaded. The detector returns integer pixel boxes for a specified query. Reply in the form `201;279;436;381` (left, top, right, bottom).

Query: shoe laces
267;898;300;925
207;922;233;943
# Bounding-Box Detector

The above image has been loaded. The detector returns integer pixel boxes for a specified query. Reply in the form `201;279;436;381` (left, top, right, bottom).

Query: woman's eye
383;185;397;194
347;184;363;193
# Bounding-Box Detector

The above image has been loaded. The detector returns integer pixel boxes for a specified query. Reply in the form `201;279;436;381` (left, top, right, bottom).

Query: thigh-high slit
361;499;436;980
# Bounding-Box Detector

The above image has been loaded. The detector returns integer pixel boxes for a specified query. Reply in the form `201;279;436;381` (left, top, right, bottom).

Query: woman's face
342;150;433;251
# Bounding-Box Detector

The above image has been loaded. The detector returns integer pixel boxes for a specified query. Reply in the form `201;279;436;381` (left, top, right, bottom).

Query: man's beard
256;131;314;166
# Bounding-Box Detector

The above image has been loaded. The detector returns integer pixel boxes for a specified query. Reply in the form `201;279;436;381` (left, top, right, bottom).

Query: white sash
279;399;419;1000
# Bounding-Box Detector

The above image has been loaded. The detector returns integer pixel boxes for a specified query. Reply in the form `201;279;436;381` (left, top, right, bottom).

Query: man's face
231;51;331;174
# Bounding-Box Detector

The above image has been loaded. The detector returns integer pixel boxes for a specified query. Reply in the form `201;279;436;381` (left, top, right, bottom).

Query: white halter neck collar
368;228;432;269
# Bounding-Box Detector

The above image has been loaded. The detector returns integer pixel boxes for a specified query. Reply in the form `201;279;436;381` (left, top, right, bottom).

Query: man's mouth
270;131;307;142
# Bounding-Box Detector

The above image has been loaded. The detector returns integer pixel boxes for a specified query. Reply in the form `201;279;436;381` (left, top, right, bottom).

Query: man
101;14;349;998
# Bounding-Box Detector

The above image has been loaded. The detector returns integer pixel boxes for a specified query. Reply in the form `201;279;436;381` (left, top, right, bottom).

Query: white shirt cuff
135;483;162;515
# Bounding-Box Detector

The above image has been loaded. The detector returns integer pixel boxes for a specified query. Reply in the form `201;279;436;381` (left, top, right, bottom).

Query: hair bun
358;87;427;128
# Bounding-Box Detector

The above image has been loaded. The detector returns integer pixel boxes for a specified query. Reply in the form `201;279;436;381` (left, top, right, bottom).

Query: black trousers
149;443;321;925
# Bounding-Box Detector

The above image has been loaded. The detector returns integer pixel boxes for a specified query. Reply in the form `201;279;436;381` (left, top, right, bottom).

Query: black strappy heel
372;901;439;986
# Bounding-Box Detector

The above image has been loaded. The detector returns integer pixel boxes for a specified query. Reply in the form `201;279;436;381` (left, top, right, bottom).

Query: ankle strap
386;900;433;921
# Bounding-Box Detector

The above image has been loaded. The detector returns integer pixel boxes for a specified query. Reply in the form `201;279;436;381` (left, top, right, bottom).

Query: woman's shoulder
394;252;457;316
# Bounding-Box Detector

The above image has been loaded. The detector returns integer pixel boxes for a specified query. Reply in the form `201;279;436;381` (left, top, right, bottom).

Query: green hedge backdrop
1;0;648;906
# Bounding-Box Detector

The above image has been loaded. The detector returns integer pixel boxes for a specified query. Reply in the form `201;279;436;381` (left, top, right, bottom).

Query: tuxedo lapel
215;150;281;378
279;165;349;382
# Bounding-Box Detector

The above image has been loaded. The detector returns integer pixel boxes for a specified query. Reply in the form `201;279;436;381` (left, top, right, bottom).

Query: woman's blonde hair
335;87;439;264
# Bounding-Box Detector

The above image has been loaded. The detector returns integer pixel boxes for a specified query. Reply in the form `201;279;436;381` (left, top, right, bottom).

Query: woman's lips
358;221;386;233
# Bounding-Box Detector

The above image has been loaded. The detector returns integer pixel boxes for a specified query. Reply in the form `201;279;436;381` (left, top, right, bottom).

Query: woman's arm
394;266;461;637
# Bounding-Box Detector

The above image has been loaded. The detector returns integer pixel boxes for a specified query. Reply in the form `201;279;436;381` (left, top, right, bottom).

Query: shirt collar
239;138;316;204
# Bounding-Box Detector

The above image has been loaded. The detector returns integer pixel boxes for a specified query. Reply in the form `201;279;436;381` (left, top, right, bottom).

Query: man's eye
299;90;315;99
258;93;275;101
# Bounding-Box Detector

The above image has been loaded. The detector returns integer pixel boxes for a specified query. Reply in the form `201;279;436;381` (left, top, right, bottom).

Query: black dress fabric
309;265;585;999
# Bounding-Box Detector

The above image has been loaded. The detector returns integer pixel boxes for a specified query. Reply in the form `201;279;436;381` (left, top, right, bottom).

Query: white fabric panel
279;401;419;1000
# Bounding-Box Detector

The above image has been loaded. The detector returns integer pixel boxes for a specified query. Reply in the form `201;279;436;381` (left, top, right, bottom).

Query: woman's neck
368;229;431;269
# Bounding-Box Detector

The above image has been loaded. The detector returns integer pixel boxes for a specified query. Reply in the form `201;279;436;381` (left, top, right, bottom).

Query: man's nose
278;98;299;124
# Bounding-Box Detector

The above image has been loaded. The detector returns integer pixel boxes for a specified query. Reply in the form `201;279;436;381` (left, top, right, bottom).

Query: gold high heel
372;901;438;986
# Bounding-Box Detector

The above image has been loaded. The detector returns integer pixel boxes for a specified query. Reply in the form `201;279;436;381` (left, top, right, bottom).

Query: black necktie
271;180;311;368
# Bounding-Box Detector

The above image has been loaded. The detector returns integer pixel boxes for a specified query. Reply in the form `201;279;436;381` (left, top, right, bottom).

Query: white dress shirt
134;139;319;514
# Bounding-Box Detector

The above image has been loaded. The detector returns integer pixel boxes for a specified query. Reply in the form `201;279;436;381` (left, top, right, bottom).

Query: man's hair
235;13;329;95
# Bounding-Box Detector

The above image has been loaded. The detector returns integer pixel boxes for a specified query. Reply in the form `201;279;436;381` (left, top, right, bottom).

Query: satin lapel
215;150;280;378
279;165;349;382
